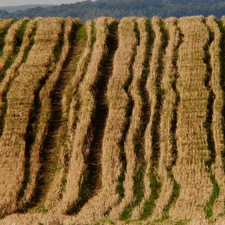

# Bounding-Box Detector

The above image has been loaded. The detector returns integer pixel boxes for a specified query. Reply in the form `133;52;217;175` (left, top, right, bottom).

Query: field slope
0;16;225;225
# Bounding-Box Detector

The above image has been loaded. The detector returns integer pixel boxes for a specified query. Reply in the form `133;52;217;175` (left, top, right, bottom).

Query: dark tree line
0;0;225;20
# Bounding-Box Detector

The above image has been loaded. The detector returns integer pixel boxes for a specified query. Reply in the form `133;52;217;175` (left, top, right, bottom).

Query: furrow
136;17;168;220
0;18;63;216
151;17;181;221
110;17;147;221
0;18;29;136
205;16;225;219
62;17;110;214
74;17;137;223
170;16;213;221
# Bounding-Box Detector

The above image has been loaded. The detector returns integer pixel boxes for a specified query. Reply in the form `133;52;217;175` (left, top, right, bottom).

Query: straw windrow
0;18;64;216
62;17;111;214
170;16;213;220
74;17;137;222
151;17;181;221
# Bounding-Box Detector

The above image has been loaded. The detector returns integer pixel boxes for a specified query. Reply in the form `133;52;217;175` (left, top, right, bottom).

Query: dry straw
44;18;82;209
17;18;79;209
0;19;29;74
206;15;225;218
67;20;93;139
0;19;14;30
74;17;137;222
61;17;111;213
0;17;63;214
132;16;163;219
59;19;93;213
170;16;213;220
0;19;37;123
109;17;146;220
150;17;180;220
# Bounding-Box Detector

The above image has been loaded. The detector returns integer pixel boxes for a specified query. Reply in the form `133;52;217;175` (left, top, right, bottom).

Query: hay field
0;16;225;225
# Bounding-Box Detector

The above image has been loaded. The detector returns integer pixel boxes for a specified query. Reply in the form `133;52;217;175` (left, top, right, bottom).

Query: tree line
0;0;225;20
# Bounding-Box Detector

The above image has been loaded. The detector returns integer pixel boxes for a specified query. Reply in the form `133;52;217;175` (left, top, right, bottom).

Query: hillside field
0;16;225;224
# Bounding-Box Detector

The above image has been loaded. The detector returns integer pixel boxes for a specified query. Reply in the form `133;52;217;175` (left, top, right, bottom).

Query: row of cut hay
67;21;93;140
74;17;138;222
0;19;37;136
59;19;93;213
61;17;112;214
53;21;89;211
170;16;213;221
110;17;147;220
0;19;14;56
0;18;63;215
0;19;29;74
0;19;14;30
17;18;80;211
43;18;82;211
131;16;164;220
206;16;225;218
150;17;180;220
201;16;219;219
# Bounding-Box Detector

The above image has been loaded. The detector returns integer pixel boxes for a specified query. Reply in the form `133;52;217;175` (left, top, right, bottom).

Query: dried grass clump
0;18;63;215
170;16;213;220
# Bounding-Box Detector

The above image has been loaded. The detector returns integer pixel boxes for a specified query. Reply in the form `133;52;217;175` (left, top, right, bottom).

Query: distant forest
1;0;225;20
0;5;51;13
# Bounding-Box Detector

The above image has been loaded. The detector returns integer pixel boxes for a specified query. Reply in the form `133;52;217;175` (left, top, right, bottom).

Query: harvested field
1;16;225;225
